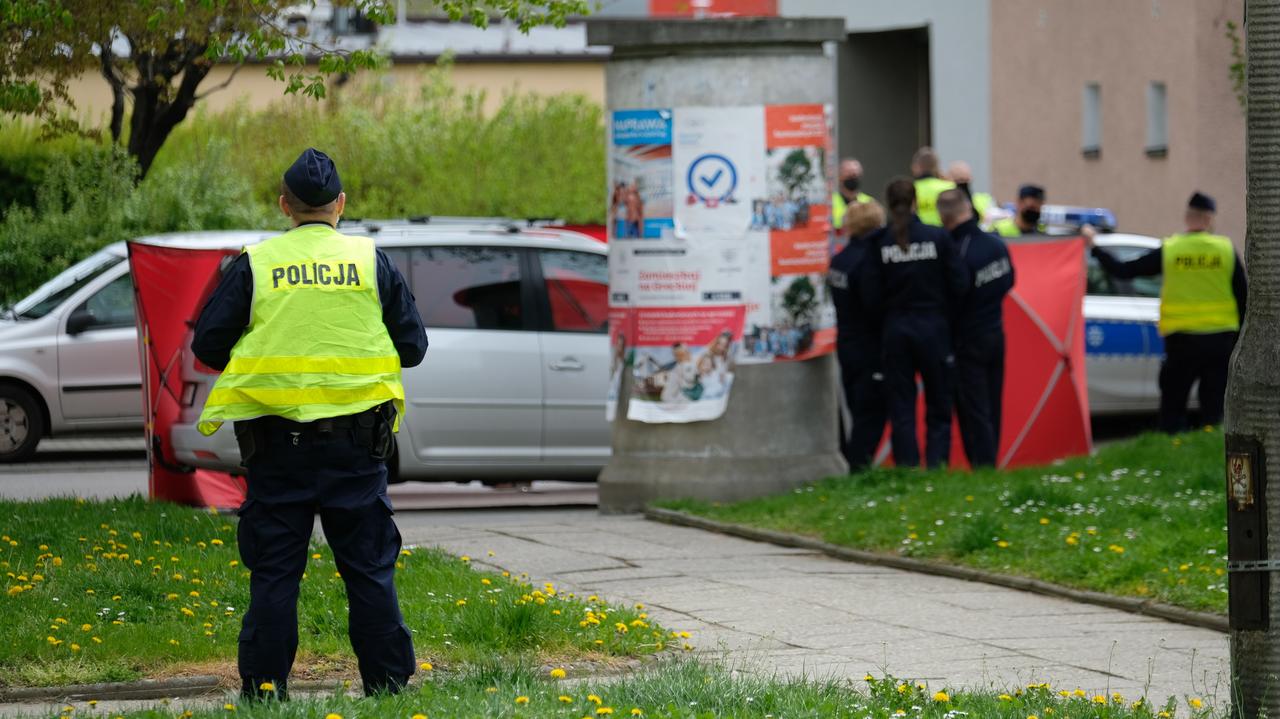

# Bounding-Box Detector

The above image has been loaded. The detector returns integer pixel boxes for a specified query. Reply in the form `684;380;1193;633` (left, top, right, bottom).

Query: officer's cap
1018;184;1046;200
1188;191;1217;213
283;148;343;207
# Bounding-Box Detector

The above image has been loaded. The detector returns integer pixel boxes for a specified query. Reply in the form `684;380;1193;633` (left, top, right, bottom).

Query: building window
1146;81;1168;158
1082;83;1101;159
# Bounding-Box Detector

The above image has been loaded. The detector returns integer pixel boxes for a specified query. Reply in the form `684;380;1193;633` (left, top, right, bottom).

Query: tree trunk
1229;2;1280;716
123;43;211;179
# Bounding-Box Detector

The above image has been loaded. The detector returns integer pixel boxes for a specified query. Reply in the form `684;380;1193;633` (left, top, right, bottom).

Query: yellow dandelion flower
222;704;236;712
481;578;491;585
70;643;81;651
933;691;949;703
1092;695;1106;704
515;696;529;705
596;709;614;716
998;694;1013;701
559;695;573;703
211;539;223;546
419;661;433;671
996;540;1010;548
550;668;567;679
588;694;602;705
460;555;470;562
259;682;275;692
324;714;342;719
1073;688;1086;697
412;715;427;719
456;599;467;607
630;709;642;716
485;687;498;694
1190;698;1204;709
864;674;874;682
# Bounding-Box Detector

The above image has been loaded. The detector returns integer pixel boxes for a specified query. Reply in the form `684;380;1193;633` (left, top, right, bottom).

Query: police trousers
954;329;1005;468
837;341;888;471
882;312;954;469
1159;331;1236;433
236;417;415;698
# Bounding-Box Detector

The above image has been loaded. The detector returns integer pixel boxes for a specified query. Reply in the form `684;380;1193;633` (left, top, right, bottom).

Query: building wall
63;60;606;126
782;0;994;193
990;0;1245;243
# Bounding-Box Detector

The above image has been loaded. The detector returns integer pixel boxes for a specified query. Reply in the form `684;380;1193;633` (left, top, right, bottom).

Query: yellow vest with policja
196;224;405;436
913;177;955;226
1158;231;1240;337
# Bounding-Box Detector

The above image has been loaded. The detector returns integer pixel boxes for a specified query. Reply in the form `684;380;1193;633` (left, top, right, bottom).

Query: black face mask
1021;208;1042;226
842;177;860;193
956;182;971;194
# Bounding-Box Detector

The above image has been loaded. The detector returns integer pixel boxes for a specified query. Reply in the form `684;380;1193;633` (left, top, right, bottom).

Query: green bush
151;65;606;223
0;121;96;212
0;140;272;304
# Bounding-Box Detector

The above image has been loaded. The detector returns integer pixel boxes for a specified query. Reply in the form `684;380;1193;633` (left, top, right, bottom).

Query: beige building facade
990;0;1245;244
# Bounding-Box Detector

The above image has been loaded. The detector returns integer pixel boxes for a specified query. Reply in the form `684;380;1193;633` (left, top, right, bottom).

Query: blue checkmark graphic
700;169;724;188
686;154;738;204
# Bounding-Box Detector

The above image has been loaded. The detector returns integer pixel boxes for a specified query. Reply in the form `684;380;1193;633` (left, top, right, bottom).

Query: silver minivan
167;224;612;482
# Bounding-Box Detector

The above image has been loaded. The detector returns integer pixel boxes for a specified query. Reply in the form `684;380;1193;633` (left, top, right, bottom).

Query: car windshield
10;250;125;320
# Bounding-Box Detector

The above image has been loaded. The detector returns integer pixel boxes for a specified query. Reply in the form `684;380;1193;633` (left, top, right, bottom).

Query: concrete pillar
589;18;848;513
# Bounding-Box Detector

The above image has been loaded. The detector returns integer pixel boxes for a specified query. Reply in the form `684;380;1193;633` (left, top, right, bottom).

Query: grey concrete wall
596;23;847;513
781;0;994;193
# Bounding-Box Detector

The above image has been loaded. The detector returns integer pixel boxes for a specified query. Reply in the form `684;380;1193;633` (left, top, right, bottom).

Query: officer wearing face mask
832;157;874;232
993;184;1047;237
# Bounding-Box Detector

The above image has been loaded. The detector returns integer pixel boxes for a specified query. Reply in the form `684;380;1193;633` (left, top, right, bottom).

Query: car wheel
0;384;43;463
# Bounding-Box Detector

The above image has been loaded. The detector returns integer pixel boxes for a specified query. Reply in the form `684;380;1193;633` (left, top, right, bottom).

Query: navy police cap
284;148;343;207
1018;184;1045;200
1188;191;1216;213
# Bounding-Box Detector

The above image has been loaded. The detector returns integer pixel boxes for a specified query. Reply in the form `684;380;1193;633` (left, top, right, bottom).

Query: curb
644;507;1228;634
0;676;221;703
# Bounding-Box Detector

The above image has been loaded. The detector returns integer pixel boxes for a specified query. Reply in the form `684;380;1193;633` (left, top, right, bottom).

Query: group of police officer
830;147;1247;470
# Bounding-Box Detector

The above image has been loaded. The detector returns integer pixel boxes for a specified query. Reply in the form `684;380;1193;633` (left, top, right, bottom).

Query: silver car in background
169;224;612;482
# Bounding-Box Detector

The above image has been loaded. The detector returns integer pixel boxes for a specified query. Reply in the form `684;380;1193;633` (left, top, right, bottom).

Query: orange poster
649;0;778;16
765;104;827;148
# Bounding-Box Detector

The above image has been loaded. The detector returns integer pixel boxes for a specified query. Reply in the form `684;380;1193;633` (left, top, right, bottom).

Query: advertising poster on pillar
609;109;675;240
740;103;837;363
672;106;767;238
618;242;746;423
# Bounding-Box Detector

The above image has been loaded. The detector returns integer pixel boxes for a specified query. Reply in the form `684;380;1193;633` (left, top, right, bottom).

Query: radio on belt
1226;434;1269;631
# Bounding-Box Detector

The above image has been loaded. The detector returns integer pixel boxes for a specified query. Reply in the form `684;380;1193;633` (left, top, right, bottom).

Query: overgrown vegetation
0;496;661;687
663;429;1229;613
0;67;606;305
64;661;1222;718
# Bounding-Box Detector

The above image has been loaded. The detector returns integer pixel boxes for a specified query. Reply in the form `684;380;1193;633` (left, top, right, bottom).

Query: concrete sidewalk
399;509;1229;703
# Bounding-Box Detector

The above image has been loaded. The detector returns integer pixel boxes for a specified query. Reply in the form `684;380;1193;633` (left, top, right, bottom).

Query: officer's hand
1080;223;1097;247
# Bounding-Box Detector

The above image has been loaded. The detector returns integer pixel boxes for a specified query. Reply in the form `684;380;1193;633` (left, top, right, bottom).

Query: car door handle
549;357;585;372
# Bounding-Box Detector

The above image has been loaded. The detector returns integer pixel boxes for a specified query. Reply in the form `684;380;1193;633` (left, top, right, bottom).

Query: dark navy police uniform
828;231;888;470
860;218;969;468
192;225;428;698
950;218;1014;467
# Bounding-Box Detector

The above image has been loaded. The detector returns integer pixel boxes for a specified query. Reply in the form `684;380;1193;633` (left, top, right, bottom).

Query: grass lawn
66;661;1218;719
0;497;664;688
662;429;1227;614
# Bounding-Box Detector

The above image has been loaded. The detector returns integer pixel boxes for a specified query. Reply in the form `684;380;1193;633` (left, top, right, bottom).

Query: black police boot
363;674;409;697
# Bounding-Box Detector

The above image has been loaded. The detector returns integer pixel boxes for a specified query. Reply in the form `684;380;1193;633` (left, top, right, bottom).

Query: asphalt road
0;436;598;509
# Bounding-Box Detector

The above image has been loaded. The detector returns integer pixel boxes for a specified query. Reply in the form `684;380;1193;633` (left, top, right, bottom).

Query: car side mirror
66;308;95;336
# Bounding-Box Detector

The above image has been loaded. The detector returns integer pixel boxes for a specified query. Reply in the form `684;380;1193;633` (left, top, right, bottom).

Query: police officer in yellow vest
993;184;1048;237
832;157;874;231
192;148;428;700
910;147;955;226
1086;191;1246;433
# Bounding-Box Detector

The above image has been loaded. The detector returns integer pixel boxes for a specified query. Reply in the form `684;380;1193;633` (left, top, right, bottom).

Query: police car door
1083;240;1163;413
532;248;611;467
397;244;543;472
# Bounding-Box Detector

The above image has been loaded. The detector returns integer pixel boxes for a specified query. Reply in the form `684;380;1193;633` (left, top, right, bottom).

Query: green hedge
152;66;606;223
0;68;606;305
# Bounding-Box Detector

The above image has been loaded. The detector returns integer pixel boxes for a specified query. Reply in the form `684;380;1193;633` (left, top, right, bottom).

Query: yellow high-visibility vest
1159;232;1240;336
832;191;874;229
971;192;995;222
992;217;1047;237
197;224;405;435
913;176;955;226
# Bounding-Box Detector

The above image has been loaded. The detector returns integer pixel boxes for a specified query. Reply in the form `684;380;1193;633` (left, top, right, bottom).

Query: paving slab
396;509;1229;702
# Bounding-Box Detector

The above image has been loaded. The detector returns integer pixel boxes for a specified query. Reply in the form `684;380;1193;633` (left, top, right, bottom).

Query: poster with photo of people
605;104;835;423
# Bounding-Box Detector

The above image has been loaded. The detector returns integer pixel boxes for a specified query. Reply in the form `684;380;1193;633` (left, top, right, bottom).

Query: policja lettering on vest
189;148;428;702
270;261;362;289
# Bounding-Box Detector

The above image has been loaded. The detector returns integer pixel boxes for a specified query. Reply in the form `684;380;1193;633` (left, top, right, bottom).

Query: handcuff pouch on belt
232;403;396;466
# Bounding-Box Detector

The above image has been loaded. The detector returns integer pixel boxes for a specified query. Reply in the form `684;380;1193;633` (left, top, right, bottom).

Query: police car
1084;233;1165;413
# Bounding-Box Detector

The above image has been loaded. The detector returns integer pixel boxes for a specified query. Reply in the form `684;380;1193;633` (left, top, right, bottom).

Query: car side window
409;246;526;330
1085;255;1117;297
381;248;412;284
1106;245;1163;299
538;249;608;334
73;274;136;331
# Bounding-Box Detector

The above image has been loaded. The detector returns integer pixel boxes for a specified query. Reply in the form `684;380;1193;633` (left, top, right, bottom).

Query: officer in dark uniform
1085;191;1246;432
860;177;969;469
938;189;1015;467
192;149;428;700
828;201;887;470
